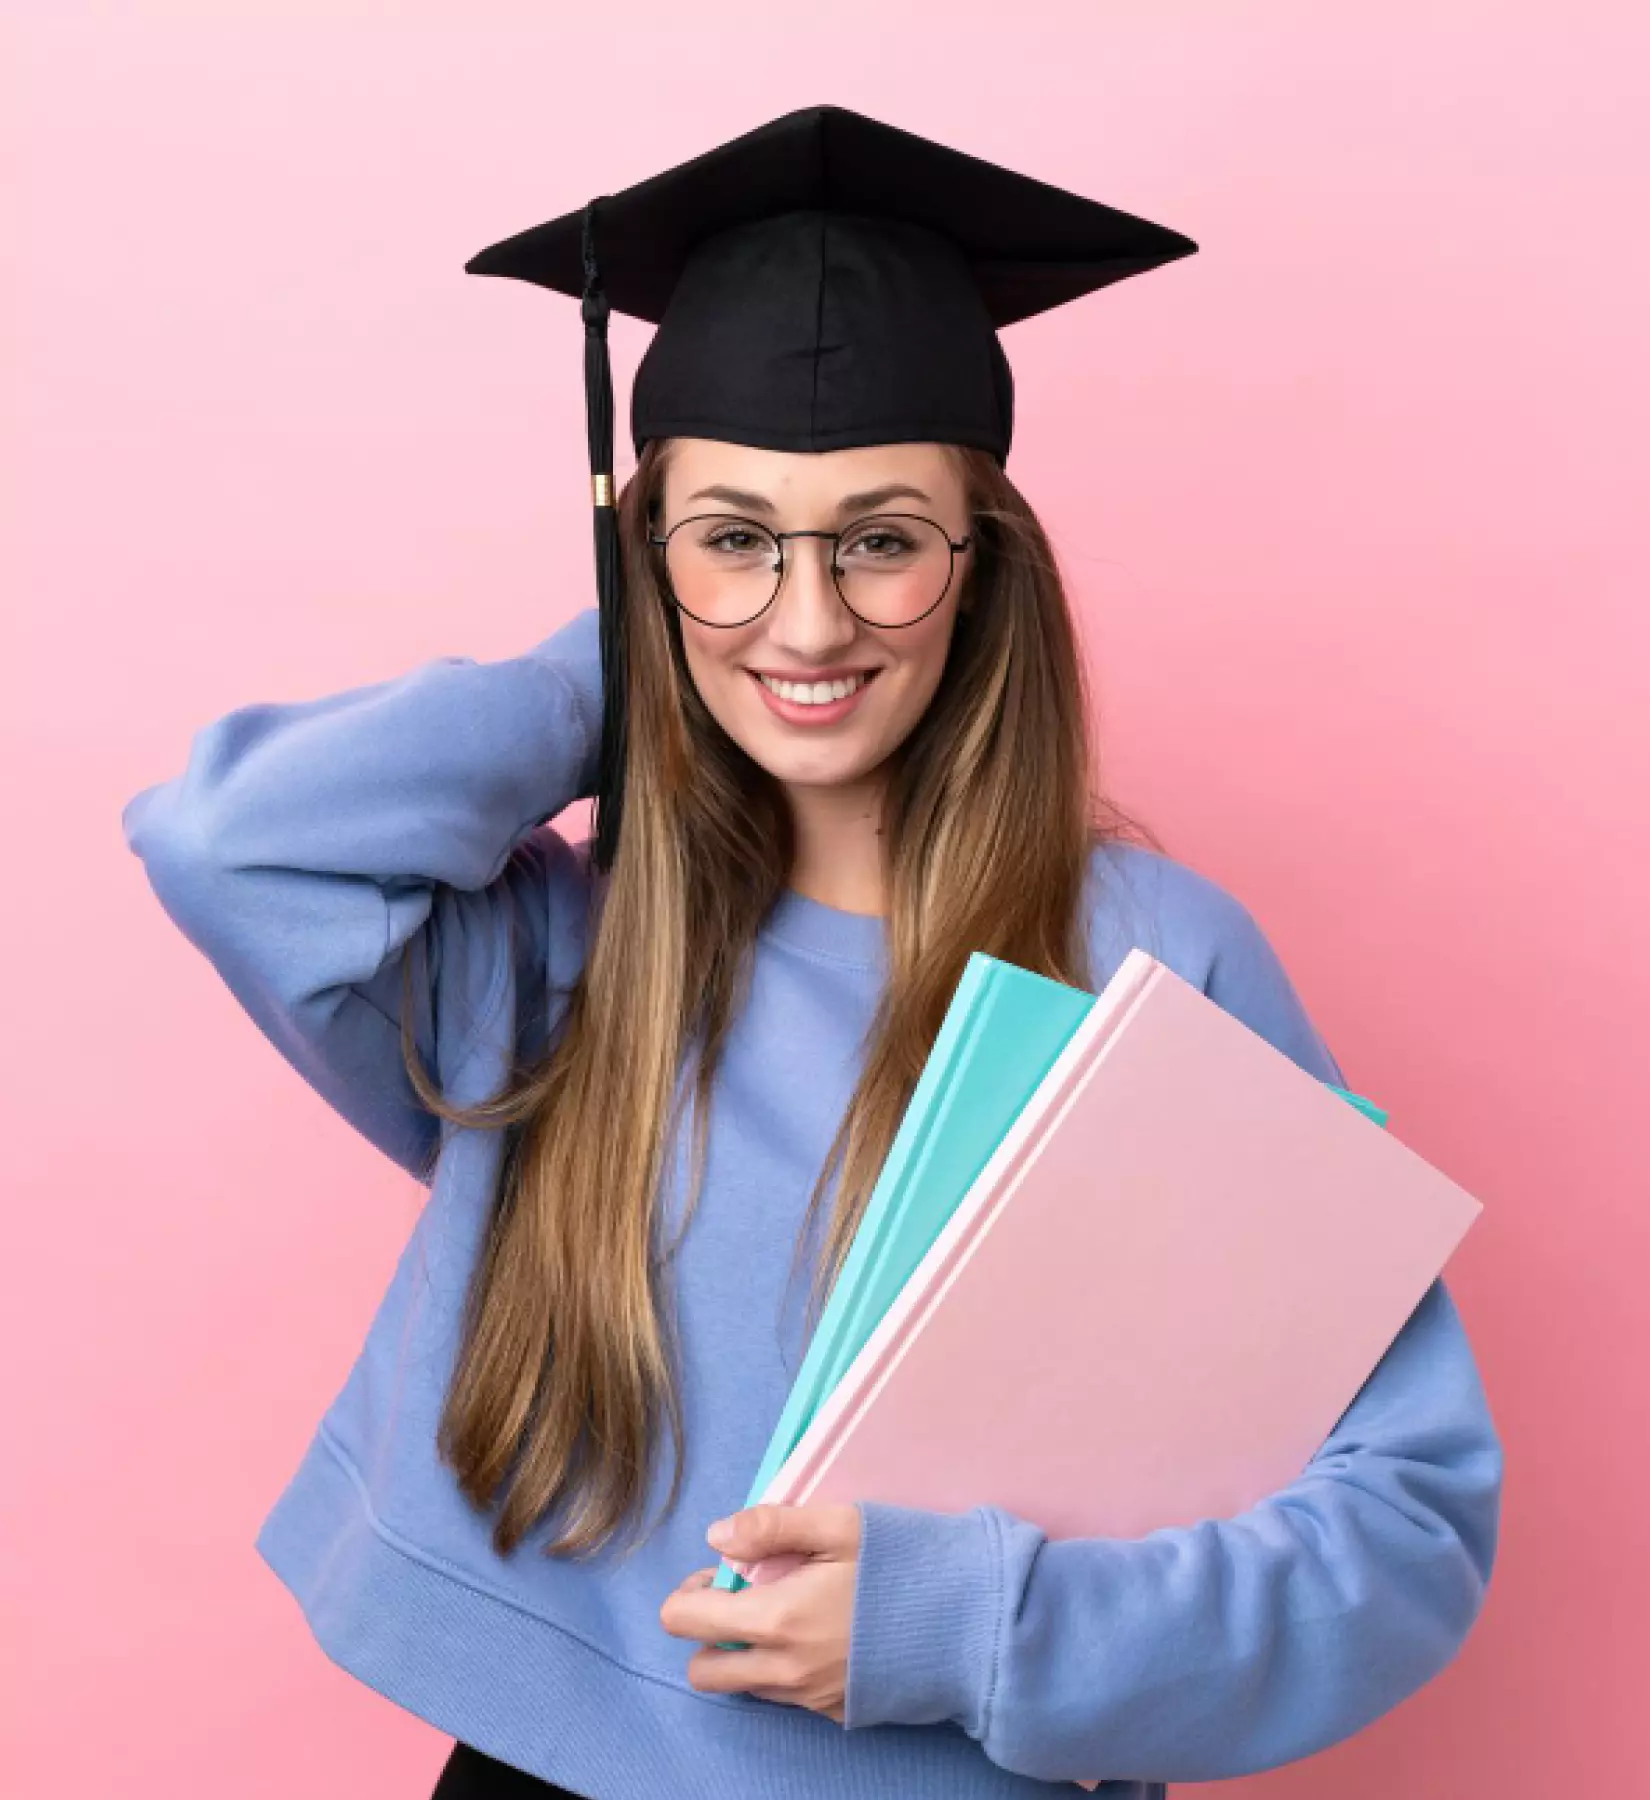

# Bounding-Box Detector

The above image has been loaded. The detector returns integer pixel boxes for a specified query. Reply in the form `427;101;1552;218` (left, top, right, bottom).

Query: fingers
707;1501;861;1566
686;1645;846;1720
659;1573;784;1647
685;1644;797;1698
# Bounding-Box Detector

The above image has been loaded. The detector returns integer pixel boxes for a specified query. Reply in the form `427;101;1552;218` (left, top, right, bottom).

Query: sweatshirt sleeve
842;885;1505;1786
121;607;606;1182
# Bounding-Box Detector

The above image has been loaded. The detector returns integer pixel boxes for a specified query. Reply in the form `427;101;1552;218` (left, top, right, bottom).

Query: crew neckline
759;885;888;968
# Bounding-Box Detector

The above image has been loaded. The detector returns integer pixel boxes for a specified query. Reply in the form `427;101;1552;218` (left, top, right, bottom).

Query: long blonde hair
402;437;1160;1558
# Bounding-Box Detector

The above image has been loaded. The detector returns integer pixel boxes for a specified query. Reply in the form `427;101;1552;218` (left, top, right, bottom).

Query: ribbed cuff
844;1500;1001;1737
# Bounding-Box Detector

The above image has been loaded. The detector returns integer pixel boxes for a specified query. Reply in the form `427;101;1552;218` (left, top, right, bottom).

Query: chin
749;736;878;788
753;746;860;781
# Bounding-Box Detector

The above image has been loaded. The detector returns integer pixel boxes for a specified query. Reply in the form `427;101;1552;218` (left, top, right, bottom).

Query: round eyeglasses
648;512;974;630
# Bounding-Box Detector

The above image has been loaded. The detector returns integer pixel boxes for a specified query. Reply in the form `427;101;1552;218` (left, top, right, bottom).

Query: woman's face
656;437;973;802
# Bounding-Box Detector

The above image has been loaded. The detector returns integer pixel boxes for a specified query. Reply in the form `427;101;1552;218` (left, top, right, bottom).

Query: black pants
430;1742;588;1798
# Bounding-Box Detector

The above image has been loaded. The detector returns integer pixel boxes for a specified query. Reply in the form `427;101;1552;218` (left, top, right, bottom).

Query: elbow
1461;1412;1505;1595
1404;1396;1506;1658
1411;1498;1499;1690
1223;1508;1502;1785
1318;1423;1506;1752
123;777;239;945
1429;1417;1505;1663
123;703;278;934
123;697;284;875
1200;1431;1506;1783
1328;1313;1508;1689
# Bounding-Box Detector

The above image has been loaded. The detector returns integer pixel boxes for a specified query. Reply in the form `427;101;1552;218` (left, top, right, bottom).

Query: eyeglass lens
661;514;957;628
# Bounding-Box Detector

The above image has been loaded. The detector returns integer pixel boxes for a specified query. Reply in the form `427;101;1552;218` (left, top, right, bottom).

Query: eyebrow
683;482;935;517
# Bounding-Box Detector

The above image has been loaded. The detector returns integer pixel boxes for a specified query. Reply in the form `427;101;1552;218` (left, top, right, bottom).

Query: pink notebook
743;950;1481;1785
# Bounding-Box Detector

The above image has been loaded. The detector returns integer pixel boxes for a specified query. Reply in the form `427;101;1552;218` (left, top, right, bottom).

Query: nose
769;534;858;647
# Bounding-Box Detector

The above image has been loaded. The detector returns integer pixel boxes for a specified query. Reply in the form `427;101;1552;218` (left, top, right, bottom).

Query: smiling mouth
749;668;882;701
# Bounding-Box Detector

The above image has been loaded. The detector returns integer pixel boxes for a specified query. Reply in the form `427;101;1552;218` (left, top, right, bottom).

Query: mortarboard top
463;104;1197;871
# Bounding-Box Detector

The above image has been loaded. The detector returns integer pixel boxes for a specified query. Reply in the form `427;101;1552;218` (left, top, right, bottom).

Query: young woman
124;108;1502;1799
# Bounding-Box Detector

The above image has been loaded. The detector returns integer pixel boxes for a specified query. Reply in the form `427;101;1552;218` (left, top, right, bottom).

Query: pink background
5;4;1645;1794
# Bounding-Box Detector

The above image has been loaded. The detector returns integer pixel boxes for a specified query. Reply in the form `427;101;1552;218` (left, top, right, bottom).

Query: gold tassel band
592;473;614;507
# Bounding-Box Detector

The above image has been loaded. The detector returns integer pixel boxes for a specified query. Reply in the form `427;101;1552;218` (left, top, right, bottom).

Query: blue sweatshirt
122;605;1503;1799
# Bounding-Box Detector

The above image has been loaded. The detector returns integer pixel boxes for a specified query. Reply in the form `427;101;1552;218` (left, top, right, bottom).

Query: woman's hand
658;1501;862;1723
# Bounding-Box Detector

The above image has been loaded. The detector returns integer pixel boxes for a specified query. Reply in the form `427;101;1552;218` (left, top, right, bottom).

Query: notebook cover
716;948;1389;1597
760;950;1481;1542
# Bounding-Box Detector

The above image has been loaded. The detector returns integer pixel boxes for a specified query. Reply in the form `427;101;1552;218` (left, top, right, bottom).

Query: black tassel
581;197;626;876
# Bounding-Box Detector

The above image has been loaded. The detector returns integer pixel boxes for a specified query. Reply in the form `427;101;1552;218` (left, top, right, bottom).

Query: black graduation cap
464;104;1196;873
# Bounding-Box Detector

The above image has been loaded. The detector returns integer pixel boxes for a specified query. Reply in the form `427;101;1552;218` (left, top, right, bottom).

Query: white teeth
757;671;869;705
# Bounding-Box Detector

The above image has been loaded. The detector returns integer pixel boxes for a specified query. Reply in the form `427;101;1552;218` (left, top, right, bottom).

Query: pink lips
749;667;880;726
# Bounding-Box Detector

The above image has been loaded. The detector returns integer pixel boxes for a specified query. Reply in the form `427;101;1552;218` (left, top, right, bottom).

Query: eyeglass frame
646;510;975;630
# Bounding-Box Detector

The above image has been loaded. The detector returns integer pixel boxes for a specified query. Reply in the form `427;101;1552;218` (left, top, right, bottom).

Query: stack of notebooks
712;947;1483;1767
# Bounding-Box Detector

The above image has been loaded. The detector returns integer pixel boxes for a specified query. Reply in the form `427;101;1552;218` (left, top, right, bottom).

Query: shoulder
1084;839;1346;1085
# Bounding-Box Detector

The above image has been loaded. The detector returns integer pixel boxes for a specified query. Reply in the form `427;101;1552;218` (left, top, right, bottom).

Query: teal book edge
711;951;1092;1607
709;950;1387;1634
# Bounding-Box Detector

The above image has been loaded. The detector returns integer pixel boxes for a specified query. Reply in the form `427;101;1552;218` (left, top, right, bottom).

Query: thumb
707;1501;856;1563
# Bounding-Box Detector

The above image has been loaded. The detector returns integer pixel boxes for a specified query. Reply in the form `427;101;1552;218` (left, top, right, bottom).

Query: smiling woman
651;436;983;913
122;101;1501;1800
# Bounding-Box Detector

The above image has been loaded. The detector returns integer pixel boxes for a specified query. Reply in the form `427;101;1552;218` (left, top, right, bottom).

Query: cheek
677;635;773;750
890;614;960;703
677;627;744;702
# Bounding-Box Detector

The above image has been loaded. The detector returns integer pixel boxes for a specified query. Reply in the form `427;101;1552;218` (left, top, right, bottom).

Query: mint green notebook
712;951;1385;1599
713;952;1091;1594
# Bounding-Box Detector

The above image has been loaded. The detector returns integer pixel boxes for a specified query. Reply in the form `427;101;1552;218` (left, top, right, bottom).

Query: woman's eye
705;530;761;553
844;531;913;558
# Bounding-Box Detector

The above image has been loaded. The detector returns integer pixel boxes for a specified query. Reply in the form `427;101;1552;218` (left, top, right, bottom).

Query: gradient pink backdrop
4;4;1645;1795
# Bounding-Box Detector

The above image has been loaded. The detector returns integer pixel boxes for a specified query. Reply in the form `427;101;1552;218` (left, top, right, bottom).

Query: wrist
844;1500;1001;1735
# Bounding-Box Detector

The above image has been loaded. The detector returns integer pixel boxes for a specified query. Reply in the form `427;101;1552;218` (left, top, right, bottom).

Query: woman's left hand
658;1501;862;1724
